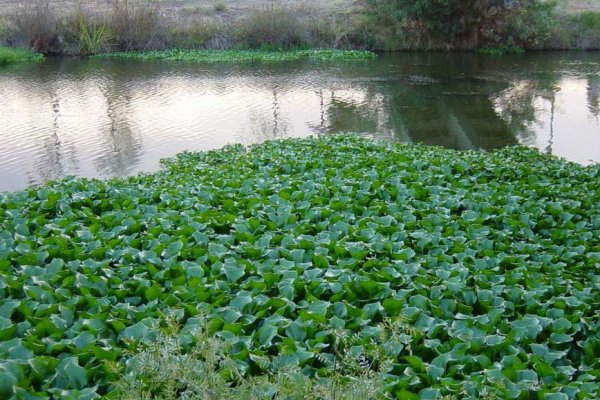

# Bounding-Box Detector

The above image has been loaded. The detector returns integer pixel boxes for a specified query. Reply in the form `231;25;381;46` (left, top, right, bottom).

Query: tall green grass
76;17;111;56
0;46;43;65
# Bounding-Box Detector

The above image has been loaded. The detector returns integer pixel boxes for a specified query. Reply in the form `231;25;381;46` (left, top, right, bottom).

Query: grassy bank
0;135;598;398
96;49;376;63
0;46;43;65
1;1;600;55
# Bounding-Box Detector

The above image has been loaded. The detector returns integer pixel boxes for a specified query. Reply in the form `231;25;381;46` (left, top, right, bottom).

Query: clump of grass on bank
95;49;376;63
0;135;599;398
0;46;43;65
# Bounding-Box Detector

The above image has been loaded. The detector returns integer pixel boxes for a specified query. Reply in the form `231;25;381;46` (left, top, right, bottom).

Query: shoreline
0;1;599;56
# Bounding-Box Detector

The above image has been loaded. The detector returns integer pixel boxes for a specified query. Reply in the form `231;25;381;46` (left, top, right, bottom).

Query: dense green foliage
0;135;599;398
95;49;376;63
366;0;557;50
0;47;43;66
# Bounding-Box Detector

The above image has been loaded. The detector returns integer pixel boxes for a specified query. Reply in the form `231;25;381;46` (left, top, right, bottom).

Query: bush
500;0;557;49
552;11;600;50
234;5;309;50
307;13;373;49
365;0;559;50
8;0;61;54
213;2;227;14
167;17;221;49
109;0;165;51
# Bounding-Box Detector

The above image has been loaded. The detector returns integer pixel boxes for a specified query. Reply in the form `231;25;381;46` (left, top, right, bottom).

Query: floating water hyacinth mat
95;49;376;63
0;47;44;66
0;135;599;399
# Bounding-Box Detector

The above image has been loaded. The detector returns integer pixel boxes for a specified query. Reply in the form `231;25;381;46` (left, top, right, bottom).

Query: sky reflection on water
0;52;598;192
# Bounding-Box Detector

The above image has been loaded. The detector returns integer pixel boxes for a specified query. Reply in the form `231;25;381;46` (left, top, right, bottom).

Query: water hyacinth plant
0;135;598;398
95;49;377;63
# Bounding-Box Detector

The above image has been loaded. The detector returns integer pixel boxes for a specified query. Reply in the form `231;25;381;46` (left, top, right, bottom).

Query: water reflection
587;75;599;118
0;52;599;191
95;70;143;177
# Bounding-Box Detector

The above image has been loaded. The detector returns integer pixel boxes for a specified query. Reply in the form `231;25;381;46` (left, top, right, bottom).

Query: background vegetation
0;0;599;55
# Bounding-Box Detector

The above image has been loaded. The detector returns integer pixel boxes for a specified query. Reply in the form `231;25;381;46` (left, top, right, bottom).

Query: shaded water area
1;52;599;192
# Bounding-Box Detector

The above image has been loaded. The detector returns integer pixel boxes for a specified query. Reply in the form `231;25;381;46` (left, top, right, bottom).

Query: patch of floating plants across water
0;135;599;399
0;47;44;66
95;49;377;63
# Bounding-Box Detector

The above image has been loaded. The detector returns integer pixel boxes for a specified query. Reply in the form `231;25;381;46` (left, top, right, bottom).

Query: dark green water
1;52;599;191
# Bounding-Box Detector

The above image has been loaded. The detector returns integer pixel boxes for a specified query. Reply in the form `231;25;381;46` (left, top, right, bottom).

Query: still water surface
1;52;599;192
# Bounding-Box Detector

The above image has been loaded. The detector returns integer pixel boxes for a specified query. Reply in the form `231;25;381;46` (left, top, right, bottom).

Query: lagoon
1;51;599;192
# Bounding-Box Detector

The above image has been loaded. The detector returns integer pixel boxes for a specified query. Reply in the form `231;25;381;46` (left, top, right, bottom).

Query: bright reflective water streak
0;52;599;192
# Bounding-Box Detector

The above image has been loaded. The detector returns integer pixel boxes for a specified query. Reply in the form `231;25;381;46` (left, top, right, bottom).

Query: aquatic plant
0;135;598;398
476;46;526;56
95;49;377;63
110;314;390;399
0;46;44;65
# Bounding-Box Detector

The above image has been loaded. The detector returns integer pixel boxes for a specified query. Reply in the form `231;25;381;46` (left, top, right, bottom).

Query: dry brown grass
0;0;361;20
558;0;600;14
0;0;595;20
0;0;363;51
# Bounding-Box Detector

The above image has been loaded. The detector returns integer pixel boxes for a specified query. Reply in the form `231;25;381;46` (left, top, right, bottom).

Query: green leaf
119;321;150;341
223;260;245;283
551;318;572;333
419;388;441;400
382;299;403;315
0;371;16;398
485;334;506;346
544;394;568;400
208;243;228;259
286;321;307;342
395;390;419;400
55;357;88;390
162;239;183;258
405;355;424;371
426;364;444;382
550;333;573;344
257;324;277;346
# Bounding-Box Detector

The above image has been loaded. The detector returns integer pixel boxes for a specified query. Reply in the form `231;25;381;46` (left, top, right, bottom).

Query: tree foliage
368;0;554;49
